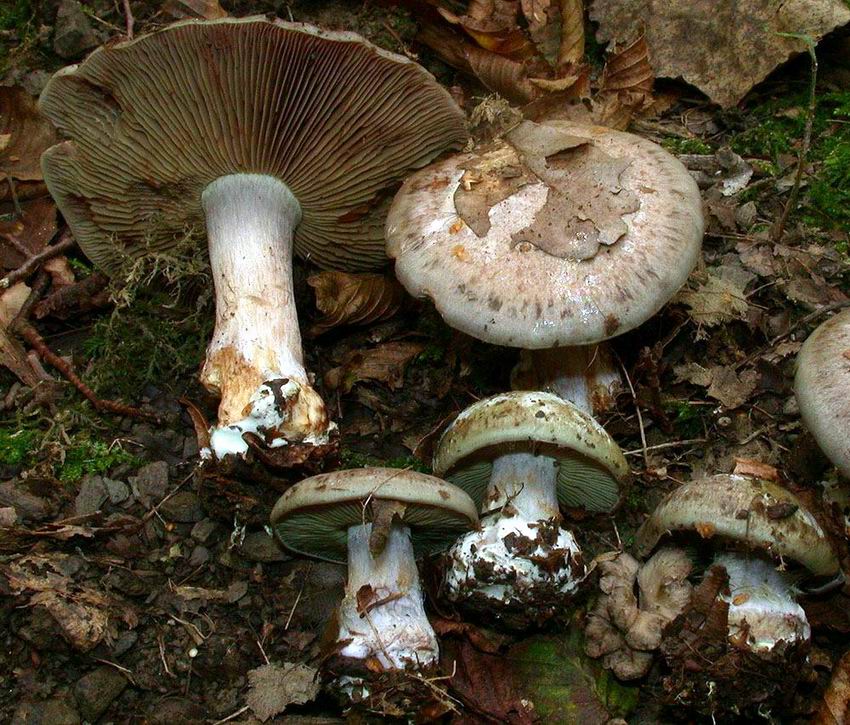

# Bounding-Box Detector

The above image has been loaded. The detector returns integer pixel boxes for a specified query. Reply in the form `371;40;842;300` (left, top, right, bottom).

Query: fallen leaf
324;341;425;393
590;0;850;108
815;650;850;725
678;267;752;328
162;0;228;20
0;196;59;272
733;458;781;481
594;35;654;130
0;283;41;387
246;662;320;722
706;366;759;409
0;87;58;182
307;271;406;337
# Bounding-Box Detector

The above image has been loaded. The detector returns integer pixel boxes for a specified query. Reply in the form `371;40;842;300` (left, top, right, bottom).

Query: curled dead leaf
733;458;781;482
162;0;228;20
307;271;406;337
246;662;320;722
324;341;425;393
0;87;58;182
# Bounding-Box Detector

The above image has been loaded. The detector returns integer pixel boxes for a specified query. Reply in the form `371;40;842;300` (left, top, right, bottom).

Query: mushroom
38;18;466;460
584;548;693;680
270;467;477;673
432;390;629;627
794;309;850;528
635;474;840;657
386;119;703;416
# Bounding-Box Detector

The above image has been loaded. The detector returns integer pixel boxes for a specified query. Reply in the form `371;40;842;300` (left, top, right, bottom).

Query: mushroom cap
432;391;629;513
634;474;839;578
386;119;703;348
794;309;850;478
39;17;467;275
269;467;478;564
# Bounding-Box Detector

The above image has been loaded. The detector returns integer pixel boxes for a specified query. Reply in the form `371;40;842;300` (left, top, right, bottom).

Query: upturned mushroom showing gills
386;119;703;416
795;308;850;482
635;474;841;713
38;18;466;462
432;391;629;628
270;467;477;674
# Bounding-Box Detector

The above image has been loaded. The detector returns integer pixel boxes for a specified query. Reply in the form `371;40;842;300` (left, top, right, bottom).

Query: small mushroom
270;467;477;674
386;119;703;416
39;18;466;460
432;390;629;628
584;548;692;680
637;474;839;654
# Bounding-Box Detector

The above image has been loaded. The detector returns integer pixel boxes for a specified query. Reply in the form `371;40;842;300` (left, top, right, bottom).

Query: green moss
83;291;211;400
0;428;36;466
0;0;33;34
664;400;707;438
661;137;713;155
340;449;429;473
57;437;140;483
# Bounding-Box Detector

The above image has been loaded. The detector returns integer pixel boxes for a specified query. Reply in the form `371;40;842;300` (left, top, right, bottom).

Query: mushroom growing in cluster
270;467;477;677
386;118;704;416
794;309;850;530
38;17;466;462
432;390;629;627
634;474;841;713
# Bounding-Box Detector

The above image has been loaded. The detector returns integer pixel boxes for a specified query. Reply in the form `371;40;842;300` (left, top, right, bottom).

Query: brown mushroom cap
386;119;703;348
269;467;478;564
634;474;839;578
794;308;850;478
39;17;467;275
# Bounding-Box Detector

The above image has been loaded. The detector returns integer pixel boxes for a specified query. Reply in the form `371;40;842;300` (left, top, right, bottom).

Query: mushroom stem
715;552;810;653
445;450;585;620
512;344;620;416
338;522;438;670
200;174;332;457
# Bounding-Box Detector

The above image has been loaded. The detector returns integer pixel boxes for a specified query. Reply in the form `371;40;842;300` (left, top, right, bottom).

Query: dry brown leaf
0;87;58;182
677;266;753;329
557;0;585;66
590;0;850;108
733;458;781;481
706;366;759;409
815;650;850;725
162;0;228;19
307;271;406;337
324;341;425;393
246;662;320;722
0;283;40;387
594;35;654;130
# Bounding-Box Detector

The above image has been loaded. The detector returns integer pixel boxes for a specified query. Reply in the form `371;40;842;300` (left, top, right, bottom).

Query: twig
770;300;850;345
771;35;817;241
212;706;250;725
623;438;708;457
617;355;649;469
122;0;134;38
16;322;158;421
0;232;77;289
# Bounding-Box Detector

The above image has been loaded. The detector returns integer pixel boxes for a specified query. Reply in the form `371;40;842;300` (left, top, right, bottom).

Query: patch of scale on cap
40;18;466;275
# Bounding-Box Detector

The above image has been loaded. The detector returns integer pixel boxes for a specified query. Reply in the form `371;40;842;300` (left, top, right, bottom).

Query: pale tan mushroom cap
635;474;839;578
39;17;467;275
432;391;629;513
386;120;703;348
794;309;850;478
270;467;478;564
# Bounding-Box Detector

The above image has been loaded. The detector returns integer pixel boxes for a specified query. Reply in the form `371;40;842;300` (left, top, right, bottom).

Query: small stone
53;0;99;59
112;630;138;658
73;666;128;722
12;699;80;725
74;475;108;517
190;519;222;545
188;545;210;567
130;461;169;507
104;478;130;504
159;492;204;523
239;531;290;563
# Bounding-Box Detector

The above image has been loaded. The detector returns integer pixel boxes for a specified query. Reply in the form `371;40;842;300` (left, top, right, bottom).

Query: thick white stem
200;174;332;457
715;552;809;653
446;450;585;615
337;522;438;670
486;451;560;519
511;345;620;416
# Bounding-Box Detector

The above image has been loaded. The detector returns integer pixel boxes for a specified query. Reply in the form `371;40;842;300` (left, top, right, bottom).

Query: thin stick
771;35;817;241
624;438;707;456
770;300;850;345
617;355;649;469
1;233;76;289
212;706;250;725
122;0;134;38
